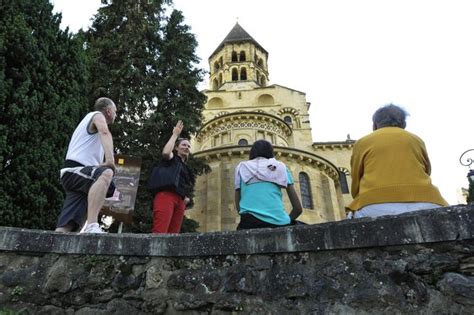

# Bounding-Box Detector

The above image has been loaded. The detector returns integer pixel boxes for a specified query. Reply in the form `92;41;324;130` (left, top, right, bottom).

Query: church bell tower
208;23;269;91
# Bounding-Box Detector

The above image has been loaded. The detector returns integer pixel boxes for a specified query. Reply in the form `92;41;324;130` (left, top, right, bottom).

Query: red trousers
152;191;185;234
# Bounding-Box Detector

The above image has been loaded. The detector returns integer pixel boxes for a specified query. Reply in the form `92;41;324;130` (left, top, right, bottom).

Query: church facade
187;23;354;232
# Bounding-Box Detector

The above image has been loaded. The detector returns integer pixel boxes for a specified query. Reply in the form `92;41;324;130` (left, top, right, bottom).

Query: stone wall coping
1;205;473;257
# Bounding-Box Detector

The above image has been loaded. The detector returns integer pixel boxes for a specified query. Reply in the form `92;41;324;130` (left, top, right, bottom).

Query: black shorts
56;166;110;231
237;213;291;230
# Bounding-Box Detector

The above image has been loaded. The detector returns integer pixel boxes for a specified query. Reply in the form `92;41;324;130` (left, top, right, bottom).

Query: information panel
102;154;142;223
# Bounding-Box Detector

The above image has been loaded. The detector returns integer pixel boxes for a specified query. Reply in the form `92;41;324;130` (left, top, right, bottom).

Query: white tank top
65;111;105;166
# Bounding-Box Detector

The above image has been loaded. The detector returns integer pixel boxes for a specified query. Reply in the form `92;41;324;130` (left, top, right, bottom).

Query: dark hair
94;97;115;112
249;140;274;160
372;104;409;129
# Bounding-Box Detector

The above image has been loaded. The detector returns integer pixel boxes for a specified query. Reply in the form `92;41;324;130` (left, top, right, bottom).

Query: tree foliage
0;0;88;229
180;216;199;233
467;182;474;204
86;0;208;232
0;0;208;231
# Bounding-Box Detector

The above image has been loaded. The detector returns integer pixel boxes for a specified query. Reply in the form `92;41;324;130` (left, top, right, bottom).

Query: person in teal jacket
234;140;303;229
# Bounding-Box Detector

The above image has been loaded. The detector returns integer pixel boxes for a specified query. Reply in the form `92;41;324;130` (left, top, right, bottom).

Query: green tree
467;179;474;204
0;0;88;229
181;216;199;233
86;1;208;232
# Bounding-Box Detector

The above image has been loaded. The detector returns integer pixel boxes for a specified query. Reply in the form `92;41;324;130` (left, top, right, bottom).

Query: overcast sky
51;0;474;204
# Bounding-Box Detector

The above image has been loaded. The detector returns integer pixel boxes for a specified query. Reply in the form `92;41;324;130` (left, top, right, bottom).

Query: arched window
261;76;266;86
257;58;263;68
212;79;218;90
232;68;238;81
299;172;313;209
238;139;248;146
339;168;350;194
218;73;223;86
283;116;292;124
240;51;246;61
214;61;220;72
232;51;238;62
256;71;260;82
219;56;223;66
240;68;247;80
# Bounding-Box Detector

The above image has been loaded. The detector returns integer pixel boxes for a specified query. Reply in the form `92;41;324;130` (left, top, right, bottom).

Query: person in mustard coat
349;104;448;218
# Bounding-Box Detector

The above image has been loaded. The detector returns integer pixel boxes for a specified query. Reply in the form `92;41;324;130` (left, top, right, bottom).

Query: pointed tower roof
210;23;268;58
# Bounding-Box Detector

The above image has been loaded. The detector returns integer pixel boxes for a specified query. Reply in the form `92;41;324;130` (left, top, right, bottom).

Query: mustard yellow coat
349;127;448;211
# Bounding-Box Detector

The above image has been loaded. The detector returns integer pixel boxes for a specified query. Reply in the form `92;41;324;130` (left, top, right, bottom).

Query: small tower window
240;68;247;80
261;76;266;86
299;172;313;209
232;51;238;62
238;139;248;146
283;116;292;124
218;73;223;86
256;71;260;83
214;61;220;72
232;68;238;81
240;51;246;61
257;58;263;68
219;56;223;66
212;79;218;90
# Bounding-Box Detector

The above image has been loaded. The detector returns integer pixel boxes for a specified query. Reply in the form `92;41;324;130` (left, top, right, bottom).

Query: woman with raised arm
150;120;193;233
234;140;303;229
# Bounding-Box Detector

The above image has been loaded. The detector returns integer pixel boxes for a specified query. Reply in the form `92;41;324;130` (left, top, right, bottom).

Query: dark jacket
156;155;193;200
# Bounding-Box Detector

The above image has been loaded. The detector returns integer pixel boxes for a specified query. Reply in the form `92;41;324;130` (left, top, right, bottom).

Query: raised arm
162;120;184;160
286;184;303;220
92;113;115;172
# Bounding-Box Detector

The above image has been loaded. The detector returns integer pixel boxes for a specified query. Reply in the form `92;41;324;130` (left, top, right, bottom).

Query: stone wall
1;205;474;314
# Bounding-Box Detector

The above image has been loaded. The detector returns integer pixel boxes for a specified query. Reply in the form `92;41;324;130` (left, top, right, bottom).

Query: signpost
102;155;142;227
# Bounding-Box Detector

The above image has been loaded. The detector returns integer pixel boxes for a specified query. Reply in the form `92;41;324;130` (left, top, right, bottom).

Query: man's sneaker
81;223;105;234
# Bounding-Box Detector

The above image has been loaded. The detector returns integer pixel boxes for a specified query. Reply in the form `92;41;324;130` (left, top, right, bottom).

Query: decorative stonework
313;142;355;150
196;112;292;143
214;111;229;117
339;167;350;175
278;107;300;117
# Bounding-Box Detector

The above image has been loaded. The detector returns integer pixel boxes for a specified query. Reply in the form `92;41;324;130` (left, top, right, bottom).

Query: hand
184;197;190;205
101;160;116;173
173;120;184;136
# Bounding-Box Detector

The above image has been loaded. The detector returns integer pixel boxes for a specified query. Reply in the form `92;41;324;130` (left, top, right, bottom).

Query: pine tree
0;0;88;229
86;1;208;232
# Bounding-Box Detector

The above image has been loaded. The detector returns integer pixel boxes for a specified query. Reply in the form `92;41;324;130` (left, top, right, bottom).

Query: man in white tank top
55;97;117;233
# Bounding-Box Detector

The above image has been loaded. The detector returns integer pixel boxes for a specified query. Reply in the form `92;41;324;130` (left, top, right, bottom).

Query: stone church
187;23;354;232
